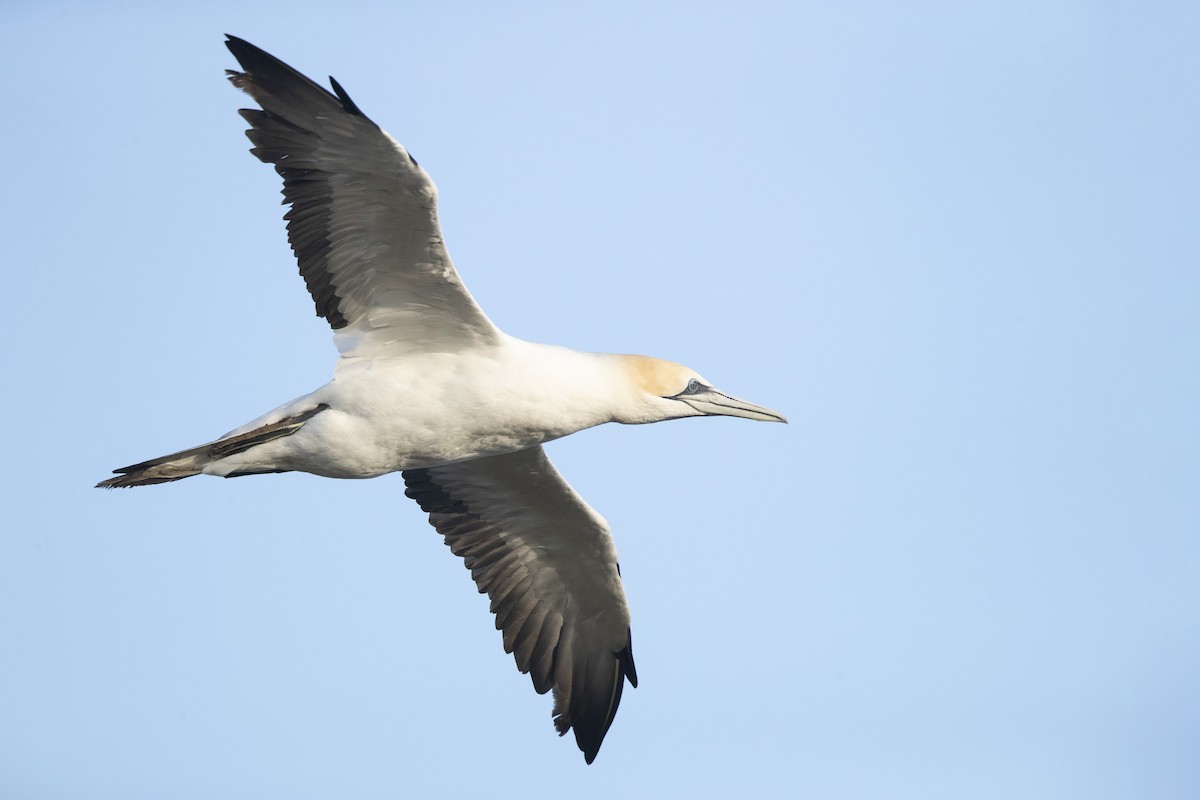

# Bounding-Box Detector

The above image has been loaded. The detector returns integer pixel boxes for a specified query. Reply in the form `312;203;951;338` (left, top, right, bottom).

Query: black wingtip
224;34;262;62
328;75;366;116
567;641;638;765
223;35;377;128
617;638;638;689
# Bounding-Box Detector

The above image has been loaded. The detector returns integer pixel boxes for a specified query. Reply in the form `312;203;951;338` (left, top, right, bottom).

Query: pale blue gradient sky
2;2;1198;798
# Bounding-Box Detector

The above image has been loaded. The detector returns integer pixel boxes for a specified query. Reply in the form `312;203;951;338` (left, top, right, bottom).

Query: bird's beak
681;387;788;423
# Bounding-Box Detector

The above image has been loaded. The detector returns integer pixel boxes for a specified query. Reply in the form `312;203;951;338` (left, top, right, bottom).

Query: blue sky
2;2;1198;798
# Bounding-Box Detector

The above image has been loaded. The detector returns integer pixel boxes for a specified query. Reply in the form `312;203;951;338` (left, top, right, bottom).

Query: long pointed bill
682;388;788;423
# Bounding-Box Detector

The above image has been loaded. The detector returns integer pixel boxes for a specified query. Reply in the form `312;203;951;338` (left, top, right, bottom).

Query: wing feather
403;447;636;764
224;36;501;362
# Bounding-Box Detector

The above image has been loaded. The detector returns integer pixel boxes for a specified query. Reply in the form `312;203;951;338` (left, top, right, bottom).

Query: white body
99;37;784;765
210;339;636;478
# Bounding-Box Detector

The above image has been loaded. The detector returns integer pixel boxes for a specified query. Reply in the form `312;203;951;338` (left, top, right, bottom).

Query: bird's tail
95;404;329;488
96;443;215;488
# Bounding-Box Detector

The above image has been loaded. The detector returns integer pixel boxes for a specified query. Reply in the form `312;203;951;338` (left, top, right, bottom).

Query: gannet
97;35;786;764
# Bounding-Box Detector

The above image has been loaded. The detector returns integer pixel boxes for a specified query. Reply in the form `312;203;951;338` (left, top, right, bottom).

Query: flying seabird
97;35;786;764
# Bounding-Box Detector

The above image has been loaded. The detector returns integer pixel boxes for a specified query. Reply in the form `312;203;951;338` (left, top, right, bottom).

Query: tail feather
96;445;213;488
96;404;329;489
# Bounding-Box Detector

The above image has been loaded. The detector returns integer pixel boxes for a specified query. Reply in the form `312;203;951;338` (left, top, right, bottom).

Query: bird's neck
496;339;640;437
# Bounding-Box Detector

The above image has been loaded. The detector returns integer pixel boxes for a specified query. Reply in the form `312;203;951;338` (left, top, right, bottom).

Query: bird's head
614;355;787;425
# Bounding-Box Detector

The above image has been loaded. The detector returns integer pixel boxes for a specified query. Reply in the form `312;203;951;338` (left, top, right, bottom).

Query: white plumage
97;35;785;764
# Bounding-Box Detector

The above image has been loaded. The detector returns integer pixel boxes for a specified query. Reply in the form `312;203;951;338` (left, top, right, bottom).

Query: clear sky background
2;2;1197;798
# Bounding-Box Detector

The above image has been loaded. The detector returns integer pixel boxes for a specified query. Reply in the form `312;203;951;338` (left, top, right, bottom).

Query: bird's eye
684;379;701;394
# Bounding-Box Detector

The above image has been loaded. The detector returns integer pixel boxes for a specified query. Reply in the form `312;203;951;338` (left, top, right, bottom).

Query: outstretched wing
224;36;501;363
403;447;638;764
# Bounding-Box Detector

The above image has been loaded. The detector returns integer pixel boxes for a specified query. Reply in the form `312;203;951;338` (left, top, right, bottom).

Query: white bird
98;35;786;764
